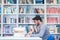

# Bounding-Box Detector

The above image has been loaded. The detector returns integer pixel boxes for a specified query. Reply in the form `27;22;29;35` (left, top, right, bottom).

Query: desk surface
0;37;42;40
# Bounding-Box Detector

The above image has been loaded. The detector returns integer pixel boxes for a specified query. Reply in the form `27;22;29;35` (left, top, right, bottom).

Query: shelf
3;33;13;34
3;23;17;24
18;23;35;25
46;4;60;6
47;23;58;25
3;4;17;5
51;33;60;35
18;14;44;16
18;4;44;6
46;14;60;16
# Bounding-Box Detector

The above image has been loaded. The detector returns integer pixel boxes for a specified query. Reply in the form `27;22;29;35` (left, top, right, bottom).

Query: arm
30;25;46;38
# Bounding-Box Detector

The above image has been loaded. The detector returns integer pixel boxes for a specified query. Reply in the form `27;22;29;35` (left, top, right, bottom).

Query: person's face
33;20;38;25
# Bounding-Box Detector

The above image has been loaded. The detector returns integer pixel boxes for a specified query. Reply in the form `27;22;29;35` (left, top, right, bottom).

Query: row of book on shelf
49;24;60;34
0;24;60;37
0;0;44;4
1;0;60;4
0;5;60;14
3;15;60;23
46;0;60;4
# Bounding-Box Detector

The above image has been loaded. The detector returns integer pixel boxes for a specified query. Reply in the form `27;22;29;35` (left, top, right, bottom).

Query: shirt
30;24;50;40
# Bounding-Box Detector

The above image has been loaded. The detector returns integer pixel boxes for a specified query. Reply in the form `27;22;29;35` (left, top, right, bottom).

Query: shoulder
41;24;48;28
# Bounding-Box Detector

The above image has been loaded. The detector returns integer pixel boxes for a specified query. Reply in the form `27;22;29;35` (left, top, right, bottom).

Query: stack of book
13;27;27;37
3;5;17;14
4;0;17;4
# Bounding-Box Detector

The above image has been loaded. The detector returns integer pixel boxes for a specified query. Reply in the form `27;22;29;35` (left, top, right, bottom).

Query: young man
26;15;50;40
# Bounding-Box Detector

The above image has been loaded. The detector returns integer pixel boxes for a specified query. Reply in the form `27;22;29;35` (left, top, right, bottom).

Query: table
0;37;42;40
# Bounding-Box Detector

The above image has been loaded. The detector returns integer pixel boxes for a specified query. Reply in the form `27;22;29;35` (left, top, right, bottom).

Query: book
0;0;2;4
0;24;1;34
26;0;34;4
35;0;44;4
4;0;17;4
58;17;60;23
0;15;1;23
56;25;60;33
3;5;17;14
48;25;57;34
3;25;10;34
46;0;57;4
25;17;30;23
13;26;27;37
46;7;59;14
19;6;26;14
0;6;1;13
34;8;44;14
57;0;60;4
47;17;58;23
19;0;26;4
19;0;33;4
18;16;25;23
3;24;17;36
3;16;17;23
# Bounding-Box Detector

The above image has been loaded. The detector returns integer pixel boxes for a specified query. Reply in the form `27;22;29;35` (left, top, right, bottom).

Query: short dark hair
32;15;43;22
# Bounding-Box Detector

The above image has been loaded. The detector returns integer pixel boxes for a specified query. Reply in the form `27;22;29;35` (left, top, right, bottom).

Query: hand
25;34;30;37
25;31;33;37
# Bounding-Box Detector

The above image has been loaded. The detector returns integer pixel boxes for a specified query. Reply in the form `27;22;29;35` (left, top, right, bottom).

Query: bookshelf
0;0;60;40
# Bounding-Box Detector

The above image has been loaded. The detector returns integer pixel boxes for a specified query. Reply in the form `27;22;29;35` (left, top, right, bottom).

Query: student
26;15;50;40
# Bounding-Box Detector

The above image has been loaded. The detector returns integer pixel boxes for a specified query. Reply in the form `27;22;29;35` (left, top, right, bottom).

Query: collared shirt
30;24;50;40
